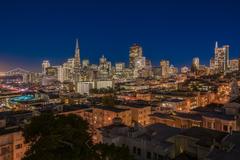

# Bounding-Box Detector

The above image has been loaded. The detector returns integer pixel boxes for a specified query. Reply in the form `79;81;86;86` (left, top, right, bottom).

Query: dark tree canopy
23;113;96;160
23;113;134;160
102;96;116;106
94;143;135;160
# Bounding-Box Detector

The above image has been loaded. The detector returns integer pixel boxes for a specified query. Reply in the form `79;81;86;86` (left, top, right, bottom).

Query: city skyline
0;39;238;72
1;1;240;159
0;0;240;71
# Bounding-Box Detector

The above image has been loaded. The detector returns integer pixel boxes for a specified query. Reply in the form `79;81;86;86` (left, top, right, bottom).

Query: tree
23;113;134;160
102;96;115;106
94;143;135;160
23;113;96;160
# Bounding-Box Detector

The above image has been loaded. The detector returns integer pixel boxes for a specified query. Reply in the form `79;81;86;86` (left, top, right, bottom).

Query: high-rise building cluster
38;40;240;93
1;39;240;160
210;42;230;73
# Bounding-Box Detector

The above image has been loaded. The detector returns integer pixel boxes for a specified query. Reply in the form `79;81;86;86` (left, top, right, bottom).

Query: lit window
15;144;22;149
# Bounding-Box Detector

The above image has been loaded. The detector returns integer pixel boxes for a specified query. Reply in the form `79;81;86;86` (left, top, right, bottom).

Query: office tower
74;39;81;72
214;42;229;73
56;66;64;82
107;61;112;71
210;57;215;70
169;65;178;75
76;81;94;95
134;56;146;70
144;59;153;76
191;57;200;72
115;62;125;72
160;60;170;78
99;55;111;72
152;67;161;79
62;64;71;81
99;54;107;66
133;56;146;78
98;55;111;79
99;55;107;71
229;59;239;72
42;60;50;75
129;44;143;69
181;66;189;74
62;58;75;82
82;59;90;68
45;65;63;82
66;58;75;69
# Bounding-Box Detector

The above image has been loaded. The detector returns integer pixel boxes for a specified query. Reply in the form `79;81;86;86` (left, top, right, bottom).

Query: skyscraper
214;42;229;73
210;57;215;70
129;44;143;69
229;59;239;72
82;59;90;68
160;60;170;78
72;39;81;85
74;39;81;72
42;60;50;75
191;57;200;72
115;62;125;72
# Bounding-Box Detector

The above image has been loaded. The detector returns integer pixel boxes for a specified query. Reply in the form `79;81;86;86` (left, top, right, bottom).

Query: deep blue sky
0;0;240;72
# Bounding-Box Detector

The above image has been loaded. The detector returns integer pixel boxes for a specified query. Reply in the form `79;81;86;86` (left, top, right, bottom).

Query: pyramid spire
75;38;79;50
215;41;218;48
74;38;80;70
74;38;80;59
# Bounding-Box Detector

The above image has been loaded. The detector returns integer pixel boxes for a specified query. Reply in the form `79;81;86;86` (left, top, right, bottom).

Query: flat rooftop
95;106;130;113
149;112;175;120
161;98;185;103
62;104;91;112
174;112;202;121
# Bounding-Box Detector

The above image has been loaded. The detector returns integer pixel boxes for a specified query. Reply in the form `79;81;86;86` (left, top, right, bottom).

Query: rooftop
180;127;227;147
62;104;91;112
0;126;21;136
149;112;175;120
174;112;202;121
136;124;182;148
95;106;129;113
161;98;185;103
193;104;236;120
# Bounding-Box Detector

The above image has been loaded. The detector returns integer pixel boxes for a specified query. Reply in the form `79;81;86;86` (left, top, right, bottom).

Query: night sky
0;0;239;72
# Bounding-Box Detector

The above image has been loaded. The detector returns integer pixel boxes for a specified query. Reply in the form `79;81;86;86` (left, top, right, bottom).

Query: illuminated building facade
214;42;230;73
41;60;50;75
129;44;143;69
115;62;125;72
92;106;132;128
229;59;239;72
0;124;27;160
180;66;189;74
160;60;170;78
76;81;94;95
74;39;81;72
82;59;90;68
191;57;200;72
